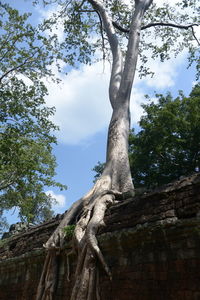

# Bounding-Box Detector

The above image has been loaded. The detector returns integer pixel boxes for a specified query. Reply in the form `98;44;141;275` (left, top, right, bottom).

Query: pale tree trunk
36;1;153;299
101;0;153;192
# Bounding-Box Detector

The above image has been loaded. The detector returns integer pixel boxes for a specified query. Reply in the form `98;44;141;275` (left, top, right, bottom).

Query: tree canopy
129;83;200;188
0;2;66;233
33;0;200;78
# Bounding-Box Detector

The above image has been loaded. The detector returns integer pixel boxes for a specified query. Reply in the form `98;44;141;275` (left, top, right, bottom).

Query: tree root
36;181;128;300
36;250;59;300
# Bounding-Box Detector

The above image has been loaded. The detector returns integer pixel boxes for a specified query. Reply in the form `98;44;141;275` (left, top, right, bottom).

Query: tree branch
96;10;106;61
0;31;13;53
0;52;37;83
87;0;123;108
0;60;29;83
79;9;106;60
0;174;17;191
0;34;24;63
113;20;199;36
142;22;199;30
117;0;151;104
191;26;200;46
112;21;129;33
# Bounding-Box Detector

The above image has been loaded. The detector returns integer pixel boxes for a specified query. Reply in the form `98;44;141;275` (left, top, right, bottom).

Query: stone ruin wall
0;174;200;300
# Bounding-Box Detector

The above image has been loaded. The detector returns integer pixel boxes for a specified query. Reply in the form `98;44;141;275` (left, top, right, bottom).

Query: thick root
69;191;117;300
44;198;83;250
86;193;115;279
36;172;131;300
36;250;59;300
36;198;84;300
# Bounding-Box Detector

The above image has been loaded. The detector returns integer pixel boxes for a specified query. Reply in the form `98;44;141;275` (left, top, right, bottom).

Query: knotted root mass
36;182;132;300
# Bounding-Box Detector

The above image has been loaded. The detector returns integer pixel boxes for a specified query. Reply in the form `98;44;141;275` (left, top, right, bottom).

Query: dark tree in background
129;83;200;188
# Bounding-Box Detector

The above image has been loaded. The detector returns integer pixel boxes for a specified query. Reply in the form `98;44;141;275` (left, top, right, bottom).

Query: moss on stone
63;225;75;240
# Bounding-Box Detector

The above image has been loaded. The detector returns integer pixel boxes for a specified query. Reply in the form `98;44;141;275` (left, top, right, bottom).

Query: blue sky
4;0;200;224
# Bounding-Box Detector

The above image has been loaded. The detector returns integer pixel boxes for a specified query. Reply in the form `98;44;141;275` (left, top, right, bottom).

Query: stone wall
0;174;200;300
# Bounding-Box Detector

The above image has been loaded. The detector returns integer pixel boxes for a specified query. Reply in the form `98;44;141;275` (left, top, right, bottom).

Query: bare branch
113;20;200;33
112;21;129;33
142;22;199;30
191;27;200;46
79;9;106;60
96;10;106;61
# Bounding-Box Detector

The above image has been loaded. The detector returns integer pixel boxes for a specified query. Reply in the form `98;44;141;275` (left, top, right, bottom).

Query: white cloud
130;88;146;125
128;51;187;125
45;62;112;145
140;51;186;89
45;190;66;213
129;55;185;124
16;74;33;86
44;50;187;144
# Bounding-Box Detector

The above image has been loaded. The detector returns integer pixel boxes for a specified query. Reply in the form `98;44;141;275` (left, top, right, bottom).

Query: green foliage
63;225;75;239
129;83;200;188
0;2;64;83
34;0;200;78
139;1;200;78
92;161;105;183
93;84;200;188
0;2;66;232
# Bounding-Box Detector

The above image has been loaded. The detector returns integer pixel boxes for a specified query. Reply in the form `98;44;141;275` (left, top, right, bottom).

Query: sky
4;0;200;225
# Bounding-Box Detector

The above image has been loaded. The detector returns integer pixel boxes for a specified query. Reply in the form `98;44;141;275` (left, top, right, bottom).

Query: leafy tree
129;83;200;188
92;161;105;183
0;2;66;231
0;2;63;83
93;85;200;188
30;1;200;299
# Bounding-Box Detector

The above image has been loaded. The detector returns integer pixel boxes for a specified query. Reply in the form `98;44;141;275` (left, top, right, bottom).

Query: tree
35;1;200;299
0;2;66;232
129;83;200;188
94;84;200;189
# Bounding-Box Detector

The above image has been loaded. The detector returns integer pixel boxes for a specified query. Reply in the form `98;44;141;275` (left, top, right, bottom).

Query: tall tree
0;2;66;232
35;1;200;299
129;83;200;188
